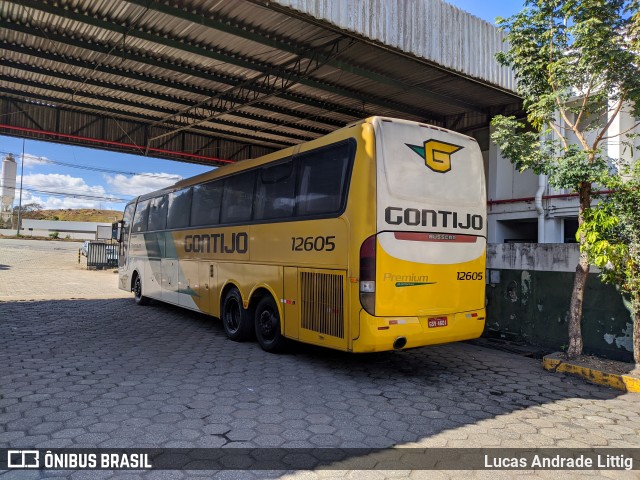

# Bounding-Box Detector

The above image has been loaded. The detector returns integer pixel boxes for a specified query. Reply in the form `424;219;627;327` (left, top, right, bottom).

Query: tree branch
574;76;595;131
593;97;625;149
549;122;569;150
549;84;591;150
597;120;640;142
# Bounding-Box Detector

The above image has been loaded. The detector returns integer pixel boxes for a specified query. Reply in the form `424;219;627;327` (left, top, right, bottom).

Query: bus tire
222;289;253;341
133;274;149;306
254;296;286;353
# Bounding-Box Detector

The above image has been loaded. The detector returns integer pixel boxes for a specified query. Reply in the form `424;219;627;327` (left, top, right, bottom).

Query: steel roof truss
0;75;302;145
0;18;378;124
1;42;344;132
0;86;292;149
18;0;445;122
2;61;319;143
128;0;488;113
146;36;353;146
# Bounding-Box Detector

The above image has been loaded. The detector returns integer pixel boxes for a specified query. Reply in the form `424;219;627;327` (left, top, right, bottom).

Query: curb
543;353;640;393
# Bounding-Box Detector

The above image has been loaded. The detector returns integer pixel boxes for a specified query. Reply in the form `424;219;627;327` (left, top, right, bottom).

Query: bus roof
135;117;475;203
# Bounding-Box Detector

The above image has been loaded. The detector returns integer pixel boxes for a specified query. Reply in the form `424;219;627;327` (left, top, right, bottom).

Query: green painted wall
485;269;634;362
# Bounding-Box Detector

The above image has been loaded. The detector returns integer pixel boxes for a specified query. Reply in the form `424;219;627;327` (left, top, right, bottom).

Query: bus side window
167;188;192;229
254;160;295;220
122;202;135;237
119;202;136;267
147;195;168;231
296;143;351;216
191;181;222;227
221;171;256;224
131;199;150;233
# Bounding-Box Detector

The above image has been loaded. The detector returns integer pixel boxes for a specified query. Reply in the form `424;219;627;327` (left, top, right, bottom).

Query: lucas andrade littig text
485;454;633;470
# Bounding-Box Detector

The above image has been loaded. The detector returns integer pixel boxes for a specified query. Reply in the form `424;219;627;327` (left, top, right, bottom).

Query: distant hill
22;209;122;223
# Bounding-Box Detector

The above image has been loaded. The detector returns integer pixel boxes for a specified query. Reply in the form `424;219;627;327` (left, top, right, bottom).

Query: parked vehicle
114;117;487;353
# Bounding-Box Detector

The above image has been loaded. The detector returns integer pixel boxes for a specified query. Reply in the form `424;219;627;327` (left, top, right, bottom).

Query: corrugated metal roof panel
0;0;521;165
272;0;516;92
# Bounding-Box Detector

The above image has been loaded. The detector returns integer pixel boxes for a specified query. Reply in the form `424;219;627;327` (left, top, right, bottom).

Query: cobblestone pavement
1;239;640;479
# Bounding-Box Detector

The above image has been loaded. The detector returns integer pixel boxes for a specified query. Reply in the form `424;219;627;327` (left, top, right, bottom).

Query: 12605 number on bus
291;236;336;252
456;271;483;280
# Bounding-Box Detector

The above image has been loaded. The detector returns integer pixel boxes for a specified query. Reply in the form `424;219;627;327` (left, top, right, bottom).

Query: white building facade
486;103;640;244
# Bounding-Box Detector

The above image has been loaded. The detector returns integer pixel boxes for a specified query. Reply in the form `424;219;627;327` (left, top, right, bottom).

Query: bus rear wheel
222;289;253;341
133;274;149;306
255;296;286;353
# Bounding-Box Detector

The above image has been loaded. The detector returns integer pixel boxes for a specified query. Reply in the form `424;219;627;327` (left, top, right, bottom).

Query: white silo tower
1;153;17;222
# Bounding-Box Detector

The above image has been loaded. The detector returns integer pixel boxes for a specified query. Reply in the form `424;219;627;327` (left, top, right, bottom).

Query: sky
0;0;526;213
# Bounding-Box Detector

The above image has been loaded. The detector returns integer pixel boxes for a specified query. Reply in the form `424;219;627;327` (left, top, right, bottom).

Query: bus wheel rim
225;300;240;332
259;309;277;340
134;278;141;298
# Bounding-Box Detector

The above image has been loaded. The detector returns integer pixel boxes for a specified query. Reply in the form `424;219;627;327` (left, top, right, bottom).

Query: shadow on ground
0;297;633;477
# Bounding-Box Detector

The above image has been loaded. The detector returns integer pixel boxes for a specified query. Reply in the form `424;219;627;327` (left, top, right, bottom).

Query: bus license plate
428;317;448;328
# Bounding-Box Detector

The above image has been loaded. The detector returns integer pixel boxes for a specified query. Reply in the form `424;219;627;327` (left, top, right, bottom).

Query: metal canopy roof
0;0;522;166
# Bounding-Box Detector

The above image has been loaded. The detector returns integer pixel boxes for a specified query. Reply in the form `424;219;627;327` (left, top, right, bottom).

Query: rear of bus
354;117;486;352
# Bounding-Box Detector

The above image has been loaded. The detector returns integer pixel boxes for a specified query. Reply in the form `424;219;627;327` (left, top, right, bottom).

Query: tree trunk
566;182;592;359
633;291;640;372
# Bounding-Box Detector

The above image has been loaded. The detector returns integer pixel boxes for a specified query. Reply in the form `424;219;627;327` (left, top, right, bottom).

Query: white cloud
21;153;52;168
15;173;121;210
2;152;52;168
105;173;182;196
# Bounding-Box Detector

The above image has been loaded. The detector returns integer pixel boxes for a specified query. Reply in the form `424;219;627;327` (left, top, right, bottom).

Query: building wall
486;243;634;362
16;220;111;240
485;105;639;244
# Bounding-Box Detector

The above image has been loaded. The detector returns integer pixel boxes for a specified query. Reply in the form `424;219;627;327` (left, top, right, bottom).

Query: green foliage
579;162;640;298
491;115;611;190
491;0;640;192
491;0;640;358
495;0;640;129
49;231;59;239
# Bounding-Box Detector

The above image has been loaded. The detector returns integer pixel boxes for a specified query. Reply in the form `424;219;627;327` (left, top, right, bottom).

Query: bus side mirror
112;221;123;243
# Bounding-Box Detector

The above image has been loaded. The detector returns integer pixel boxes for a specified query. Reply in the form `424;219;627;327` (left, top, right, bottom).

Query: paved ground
1;238;640;479
0;239;128;301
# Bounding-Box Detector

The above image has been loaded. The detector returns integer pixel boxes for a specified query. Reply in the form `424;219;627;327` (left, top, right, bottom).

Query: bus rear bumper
352;309;486;353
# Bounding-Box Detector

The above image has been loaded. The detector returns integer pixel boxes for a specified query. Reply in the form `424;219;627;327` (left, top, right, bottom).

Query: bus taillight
360;234;376;315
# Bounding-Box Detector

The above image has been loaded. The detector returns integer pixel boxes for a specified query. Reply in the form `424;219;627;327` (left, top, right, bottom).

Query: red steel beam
0;124;234;164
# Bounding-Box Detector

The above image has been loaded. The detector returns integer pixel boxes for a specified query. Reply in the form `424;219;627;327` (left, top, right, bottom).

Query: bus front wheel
222;289;253;341
133;274;149;306
255;296;286;353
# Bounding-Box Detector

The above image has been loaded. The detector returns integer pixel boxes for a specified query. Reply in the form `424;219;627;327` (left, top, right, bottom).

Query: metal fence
86;242;118;269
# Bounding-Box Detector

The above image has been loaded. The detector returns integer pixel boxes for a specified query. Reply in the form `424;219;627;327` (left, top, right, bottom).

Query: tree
490;0;640;359
12;202;43;216
579;162;640;369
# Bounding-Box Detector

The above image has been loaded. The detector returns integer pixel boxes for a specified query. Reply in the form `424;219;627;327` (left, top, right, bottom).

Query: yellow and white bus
115;117;486;353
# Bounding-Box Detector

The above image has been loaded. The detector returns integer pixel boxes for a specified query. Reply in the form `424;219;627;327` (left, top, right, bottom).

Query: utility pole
16;139;25;236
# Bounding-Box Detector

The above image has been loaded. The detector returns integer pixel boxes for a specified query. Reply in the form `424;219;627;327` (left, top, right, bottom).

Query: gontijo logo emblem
406;140;463;173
